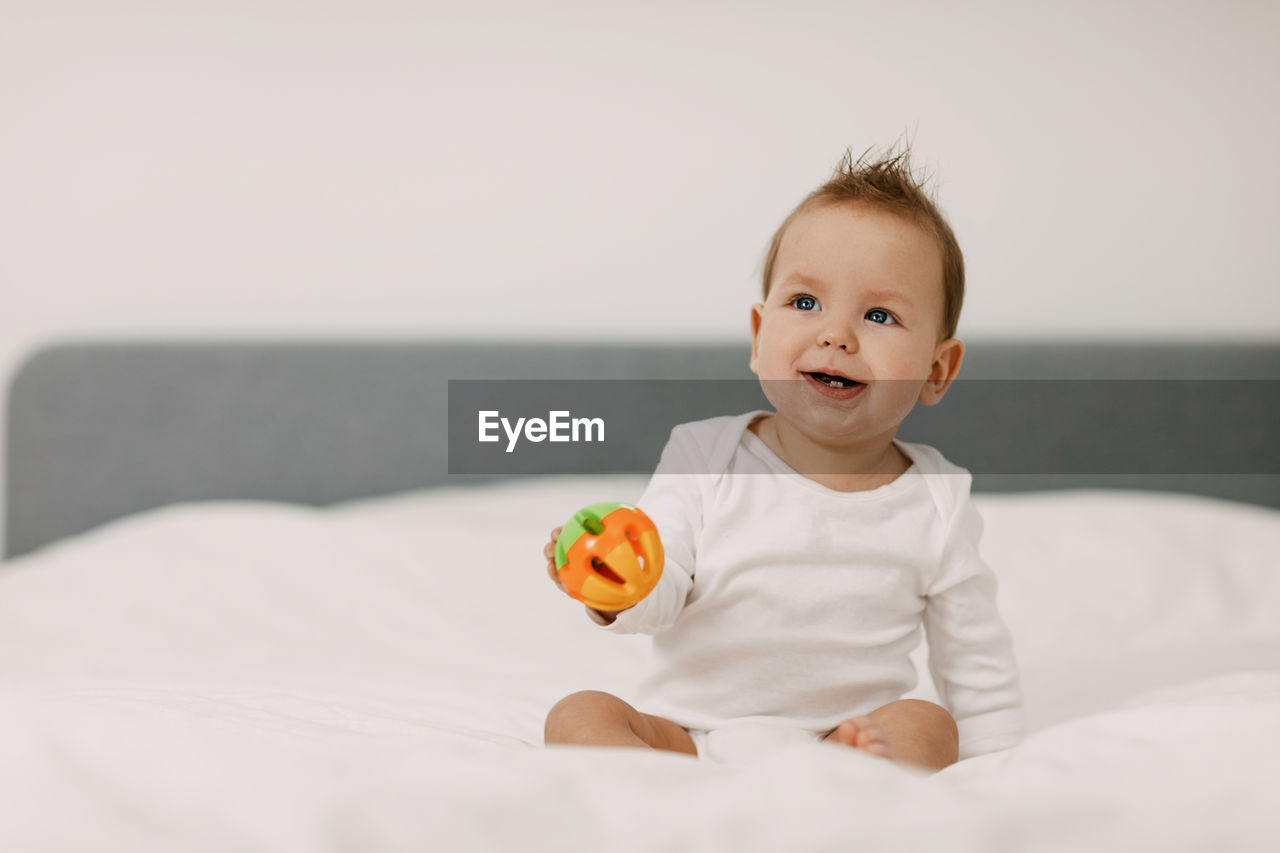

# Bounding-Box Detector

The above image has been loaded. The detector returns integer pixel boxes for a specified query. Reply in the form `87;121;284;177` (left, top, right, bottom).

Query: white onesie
598;410;1026;762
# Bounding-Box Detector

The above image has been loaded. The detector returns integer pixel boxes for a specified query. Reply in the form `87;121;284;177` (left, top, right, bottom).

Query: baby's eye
866;308;897;325
789;295;818;311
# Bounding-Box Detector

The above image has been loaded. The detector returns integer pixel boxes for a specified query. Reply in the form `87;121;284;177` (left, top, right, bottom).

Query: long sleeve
922;494;1027;760
595;424;706;635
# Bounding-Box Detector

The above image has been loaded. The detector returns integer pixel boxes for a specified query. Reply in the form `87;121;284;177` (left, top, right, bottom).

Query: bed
3;338;1278;851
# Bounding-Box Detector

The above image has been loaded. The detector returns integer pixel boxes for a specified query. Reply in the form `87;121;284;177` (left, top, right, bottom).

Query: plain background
2;0;1278;556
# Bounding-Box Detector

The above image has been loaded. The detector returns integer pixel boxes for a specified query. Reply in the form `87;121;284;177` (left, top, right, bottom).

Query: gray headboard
5;338;1278;560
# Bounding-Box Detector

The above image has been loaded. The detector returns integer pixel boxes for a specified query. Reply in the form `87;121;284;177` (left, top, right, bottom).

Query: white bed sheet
1;477;1277;851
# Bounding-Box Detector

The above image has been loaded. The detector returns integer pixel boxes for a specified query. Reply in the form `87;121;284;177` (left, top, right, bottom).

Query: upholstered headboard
5;338;1277;560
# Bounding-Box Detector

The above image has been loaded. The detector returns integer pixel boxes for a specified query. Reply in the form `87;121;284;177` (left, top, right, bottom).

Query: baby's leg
544;690;697;757
825;699;958;772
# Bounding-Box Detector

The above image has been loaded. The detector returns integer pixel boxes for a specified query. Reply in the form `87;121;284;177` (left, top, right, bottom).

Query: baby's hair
760;138;965;340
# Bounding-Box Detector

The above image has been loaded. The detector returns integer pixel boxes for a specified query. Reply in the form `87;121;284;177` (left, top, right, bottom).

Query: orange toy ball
553;502;664;612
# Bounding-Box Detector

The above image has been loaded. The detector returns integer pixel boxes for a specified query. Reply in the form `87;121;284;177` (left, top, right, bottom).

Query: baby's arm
543;423;704;634
922;497;1027;760
595;423;705;634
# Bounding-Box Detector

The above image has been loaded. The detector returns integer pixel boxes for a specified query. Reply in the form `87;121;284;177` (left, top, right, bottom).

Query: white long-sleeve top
600;410;1026;760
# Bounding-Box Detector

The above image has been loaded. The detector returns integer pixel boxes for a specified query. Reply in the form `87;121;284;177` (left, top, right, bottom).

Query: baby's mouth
800;371;868;401
804;371;864;389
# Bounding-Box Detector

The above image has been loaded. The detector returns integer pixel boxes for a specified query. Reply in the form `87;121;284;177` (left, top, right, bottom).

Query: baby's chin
773;410;883;439
772;403;910;444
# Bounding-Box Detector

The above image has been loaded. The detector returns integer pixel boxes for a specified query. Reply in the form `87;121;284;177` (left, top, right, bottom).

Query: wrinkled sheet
1;478;1277;851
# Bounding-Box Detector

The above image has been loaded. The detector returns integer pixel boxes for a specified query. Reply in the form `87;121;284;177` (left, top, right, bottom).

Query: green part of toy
554;501;634;570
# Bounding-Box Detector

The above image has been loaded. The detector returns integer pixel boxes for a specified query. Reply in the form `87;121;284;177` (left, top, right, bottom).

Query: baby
541;143;1025;772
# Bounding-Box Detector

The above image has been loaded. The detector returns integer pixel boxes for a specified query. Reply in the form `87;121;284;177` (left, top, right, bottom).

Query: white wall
1;1;1278;553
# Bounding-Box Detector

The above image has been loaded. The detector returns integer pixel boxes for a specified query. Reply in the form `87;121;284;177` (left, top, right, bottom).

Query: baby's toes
826;716;895;760
825;719;863;746
852;716;894;758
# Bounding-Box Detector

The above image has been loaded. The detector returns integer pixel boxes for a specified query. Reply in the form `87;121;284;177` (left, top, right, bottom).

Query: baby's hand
543;525;623;625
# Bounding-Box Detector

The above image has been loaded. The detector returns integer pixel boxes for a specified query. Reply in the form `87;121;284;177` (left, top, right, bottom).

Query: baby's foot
824;716;895;760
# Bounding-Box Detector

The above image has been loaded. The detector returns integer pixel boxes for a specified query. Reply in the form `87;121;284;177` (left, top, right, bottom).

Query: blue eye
867;308;897;325
790;295;818;311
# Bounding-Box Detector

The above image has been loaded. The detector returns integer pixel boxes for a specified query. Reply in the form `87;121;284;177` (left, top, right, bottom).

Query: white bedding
1;478;1278;851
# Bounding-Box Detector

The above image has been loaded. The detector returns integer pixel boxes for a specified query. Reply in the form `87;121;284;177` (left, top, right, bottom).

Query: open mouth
802;371;867;400
804;371;863;389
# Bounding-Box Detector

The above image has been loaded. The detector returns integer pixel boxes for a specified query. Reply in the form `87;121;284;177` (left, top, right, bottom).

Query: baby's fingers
546;559;568;593
543;527;563;559
544;525;570;594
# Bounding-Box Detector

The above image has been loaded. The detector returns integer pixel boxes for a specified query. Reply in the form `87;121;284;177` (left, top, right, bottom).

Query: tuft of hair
760;137;965;340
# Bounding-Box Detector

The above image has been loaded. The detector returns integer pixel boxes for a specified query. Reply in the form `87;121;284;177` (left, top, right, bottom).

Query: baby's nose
819;332;859;352
817;316;859;352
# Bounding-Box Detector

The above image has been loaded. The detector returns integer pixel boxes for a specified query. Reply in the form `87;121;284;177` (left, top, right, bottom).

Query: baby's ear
747;303;764;375
919;338;965;405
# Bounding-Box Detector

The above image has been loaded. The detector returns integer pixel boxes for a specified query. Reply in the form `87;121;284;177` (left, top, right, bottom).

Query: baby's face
749;201;963;448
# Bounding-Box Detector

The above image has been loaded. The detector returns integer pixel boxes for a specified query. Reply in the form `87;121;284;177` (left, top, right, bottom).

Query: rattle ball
554;502;664;612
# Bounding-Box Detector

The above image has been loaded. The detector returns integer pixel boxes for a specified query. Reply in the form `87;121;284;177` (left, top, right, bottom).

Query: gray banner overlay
447;379;1279;475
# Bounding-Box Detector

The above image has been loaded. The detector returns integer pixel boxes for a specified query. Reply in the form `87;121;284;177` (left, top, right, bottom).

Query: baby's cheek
756;378;798;414
876;379;927;413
